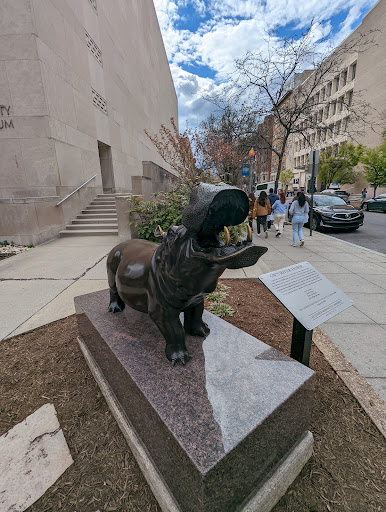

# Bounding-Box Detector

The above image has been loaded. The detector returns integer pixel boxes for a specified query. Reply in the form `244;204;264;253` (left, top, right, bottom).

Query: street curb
314;327;386;438
317;231;386;257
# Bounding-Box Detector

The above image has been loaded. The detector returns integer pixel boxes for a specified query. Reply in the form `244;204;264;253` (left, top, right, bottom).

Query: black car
305;194;364;231
361;193;386;212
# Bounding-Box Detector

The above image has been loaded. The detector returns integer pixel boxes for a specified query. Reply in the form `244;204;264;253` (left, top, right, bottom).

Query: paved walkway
1;229;385;423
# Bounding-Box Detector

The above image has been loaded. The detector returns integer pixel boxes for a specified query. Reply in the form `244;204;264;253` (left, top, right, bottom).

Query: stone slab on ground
75;289;315;512
0;279;72;341
0;403;73;512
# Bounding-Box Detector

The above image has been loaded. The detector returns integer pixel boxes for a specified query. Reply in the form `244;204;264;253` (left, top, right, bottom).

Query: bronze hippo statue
107;182;268;366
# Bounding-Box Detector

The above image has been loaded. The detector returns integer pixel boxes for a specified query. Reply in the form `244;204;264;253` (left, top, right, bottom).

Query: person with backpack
289;191;309;247
272;192;289;238
253;191;271;238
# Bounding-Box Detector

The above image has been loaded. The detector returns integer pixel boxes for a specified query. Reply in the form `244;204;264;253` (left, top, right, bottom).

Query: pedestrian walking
253;191;271;238
267;188;279;230
289;191;309;247
248;192;255;230
361;188;367;204
272;192;288;238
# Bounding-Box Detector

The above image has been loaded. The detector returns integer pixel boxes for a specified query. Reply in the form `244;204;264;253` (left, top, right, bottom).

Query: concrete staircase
59;194;118;237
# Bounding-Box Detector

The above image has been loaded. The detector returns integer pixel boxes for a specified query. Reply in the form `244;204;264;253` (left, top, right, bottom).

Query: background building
288;0;386;195
0;0;178;245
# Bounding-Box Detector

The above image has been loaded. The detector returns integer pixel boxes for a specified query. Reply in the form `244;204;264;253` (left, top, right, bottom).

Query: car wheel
311;216;321;232
363;203;368;211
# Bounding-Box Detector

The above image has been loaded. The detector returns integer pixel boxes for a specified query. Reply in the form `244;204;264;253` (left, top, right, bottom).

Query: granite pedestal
75;290;314;512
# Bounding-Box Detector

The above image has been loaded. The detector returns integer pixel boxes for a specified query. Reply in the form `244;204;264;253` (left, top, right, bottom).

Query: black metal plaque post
290;317;313;366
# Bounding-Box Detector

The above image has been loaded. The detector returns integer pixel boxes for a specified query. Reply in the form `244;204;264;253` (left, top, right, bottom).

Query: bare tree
208;25;381;192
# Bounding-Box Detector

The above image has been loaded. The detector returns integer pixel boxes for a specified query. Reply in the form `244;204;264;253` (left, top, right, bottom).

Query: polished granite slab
75;289;314;512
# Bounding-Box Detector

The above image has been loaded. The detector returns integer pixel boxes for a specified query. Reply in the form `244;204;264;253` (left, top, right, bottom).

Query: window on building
344;117;350;132
336;121;341;134
324;106;329;119
351;62;357;80
315;93;320;105
332;100;337;115
321;88;325;101
347;90;353;106
342;69;347;87
339;96;344;112
327;82;332;96
334;76;340;92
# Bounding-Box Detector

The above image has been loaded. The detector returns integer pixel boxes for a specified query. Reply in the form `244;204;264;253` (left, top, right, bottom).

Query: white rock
0;403;73;511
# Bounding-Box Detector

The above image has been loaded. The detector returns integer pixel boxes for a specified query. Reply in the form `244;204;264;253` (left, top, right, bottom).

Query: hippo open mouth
182;182;267;268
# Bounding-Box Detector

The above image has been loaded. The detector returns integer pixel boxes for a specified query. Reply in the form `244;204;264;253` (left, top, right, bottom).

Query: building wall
288;0;386;195
0;0;178;245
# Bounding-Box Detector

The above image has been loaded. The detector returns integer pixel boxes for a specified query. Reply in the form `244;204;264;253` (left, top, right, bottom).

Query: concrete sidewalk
0;235;119;340
1;229;385;429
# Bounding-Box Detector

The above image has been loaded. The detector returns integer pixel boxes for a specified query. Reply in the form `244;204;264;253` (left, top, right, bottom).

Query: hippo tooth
247;224;253;242
223;226;231;246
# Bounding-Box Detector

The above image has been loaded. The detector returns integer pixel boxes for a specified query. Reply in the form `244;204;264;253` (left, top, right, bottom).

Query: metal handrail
56;174;97;206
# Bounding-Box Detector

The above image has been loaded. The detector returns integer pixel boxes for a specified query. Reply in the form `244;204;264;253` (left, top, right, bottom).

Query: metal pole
290;317;313;367
309;151;315;236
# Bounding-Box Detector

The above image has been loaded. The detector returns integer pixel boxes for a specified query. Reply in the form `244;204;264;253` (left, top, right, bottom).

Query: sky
153;0;379;129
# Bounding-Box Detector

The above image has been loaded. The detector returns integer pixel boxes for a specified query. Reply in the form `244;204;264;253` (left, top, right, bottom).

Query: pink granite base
75;289;314;512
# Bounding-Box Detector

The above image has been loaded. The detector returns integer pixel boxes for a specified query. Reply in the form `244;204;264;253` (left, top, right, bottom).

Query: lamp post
248;148;255;193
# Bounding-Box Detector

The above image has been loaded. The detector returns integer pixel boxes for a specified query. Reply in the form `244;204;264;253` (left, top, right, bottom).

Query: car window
313;196;347;206
375;194;386;199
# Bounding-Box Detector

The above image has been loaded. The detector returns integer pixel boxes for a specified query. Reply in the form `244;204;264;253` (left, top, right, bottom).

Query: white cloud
153;0;378;128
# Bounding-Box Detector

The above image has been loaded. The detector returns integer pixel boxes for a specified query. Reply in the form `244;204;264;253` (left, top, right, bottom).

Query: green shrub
208;302;235;317
206;290;227;302
126;186;190;243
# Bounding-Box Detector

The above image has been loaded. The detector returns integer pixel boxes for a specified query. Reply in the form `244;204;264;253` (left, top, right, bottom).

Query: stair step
60;229;118;237
77;212;117;218
86;204;116;210
72;218;117;225
66;223;118;230
81;209;116;214
90;198;116;202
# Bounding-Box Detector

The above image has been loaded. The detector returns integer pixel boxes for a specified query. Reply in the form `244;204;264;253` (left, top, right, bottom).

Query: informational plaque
259;262;353;331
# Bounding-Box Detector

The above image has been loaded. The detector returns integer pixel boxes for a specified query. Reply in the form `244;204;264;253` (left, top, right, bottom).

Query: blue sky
153;0;378;128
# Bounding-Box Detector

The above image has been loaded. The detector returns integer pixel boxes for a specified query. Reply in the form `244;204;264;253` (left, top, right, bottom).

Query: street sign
259;262;353;331
309;149;319;165
241;164;250;177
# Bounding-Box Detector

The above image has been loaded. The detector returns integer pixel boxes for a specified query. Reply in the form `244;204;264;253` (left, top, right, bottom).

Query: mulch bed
1;279;385;512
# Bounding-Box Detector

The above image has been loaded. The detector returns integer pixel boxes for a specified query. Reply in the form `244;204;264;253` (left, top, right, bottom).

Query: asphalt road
325;210;386;254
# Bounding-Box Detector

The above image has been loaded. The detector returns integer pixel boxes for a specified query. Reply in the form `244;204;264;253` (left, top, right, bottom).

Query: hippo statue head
179;182;267;269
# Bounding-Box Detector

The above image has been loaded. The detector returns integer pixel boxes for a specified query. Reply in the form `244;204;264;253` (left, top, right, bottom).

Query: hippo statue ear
212;245;268;269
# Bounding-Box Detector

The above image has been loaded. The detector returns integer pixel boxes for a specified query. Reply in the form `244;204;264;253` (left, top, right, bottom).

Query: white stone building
288;0;386;195
0;0;178;245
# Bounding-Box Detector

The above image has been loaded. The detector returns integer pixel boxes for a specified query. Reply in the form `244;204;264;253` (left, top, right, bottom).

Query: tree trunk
373;185;377;198
274;155;283;193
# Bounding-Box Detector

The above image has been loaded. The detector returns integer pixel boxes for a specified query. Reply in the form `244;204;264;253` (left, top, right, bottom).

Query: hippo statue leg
184;300;210;337
107;248;126;313
148;302;191;366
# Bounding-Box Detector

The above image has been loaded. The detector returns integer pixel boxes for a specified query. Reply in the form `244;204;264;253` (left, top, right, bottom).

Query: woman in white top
289;192;309;247
271;192;289;238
